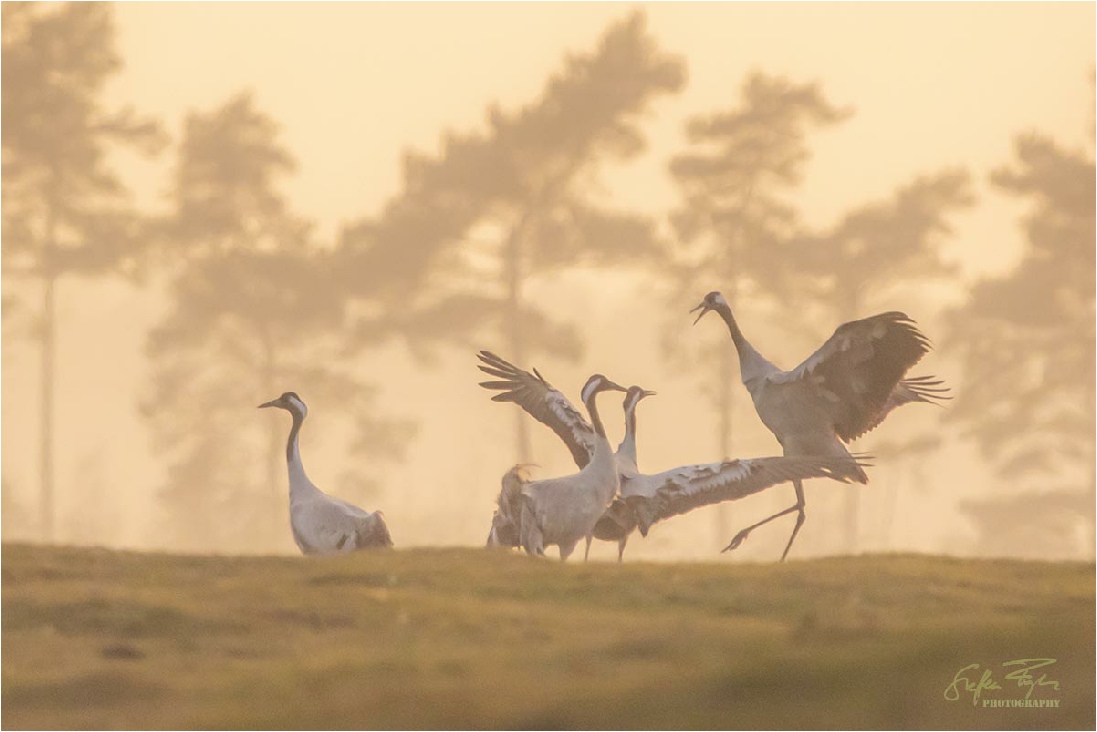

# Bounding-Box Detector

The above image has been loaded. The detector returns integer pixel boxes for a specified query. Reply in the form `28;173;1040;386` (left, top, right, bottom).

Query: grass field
2;543;1093;730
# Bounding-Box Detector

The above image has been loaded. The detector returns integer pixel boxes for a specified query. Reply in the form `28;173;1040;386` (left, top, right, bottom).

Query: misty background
2;2;1093;562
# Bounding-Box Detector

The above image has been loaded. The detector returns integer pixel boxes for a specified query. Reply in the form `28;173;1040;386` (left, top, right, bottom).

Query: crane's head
258;391;308;419
623;385;657;412
689;291;728;325
580;374;628;403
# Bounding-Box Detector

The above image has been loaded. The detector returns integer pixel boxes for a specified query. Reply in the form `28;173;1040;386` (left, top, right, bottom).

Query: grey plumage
690;291;949;560
486;463;536;549
480;366;626;561
477;351;597;469
480;354;865;562
259;391;393;555
592;388;869;559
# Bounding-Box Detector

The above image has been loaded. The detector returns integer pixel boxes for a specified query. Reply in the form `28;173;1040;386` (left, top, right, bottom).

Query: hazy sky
106;2;1094;274
3;2;1093;558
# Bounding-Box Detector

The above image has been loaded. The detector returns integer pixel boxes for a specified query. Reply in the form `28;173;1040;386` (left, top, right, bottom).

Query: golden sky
3;2;1094;558
106;2;1094;274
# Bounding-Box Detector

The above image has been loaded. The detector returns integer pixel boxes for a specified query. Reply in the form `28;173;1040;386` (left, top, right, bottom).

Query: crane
590;385;657;561
259;391;393;555
486;463;537;550
478;362;627;560
482;383;656;561
592;393;868;560
689;290;950;560
484;385;655;561
478;351;627;559
478;352;863;561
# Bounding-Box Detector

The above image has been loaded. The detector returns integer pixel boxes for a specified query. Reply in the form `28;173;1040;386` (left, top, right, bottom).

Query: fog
2;2;1093;561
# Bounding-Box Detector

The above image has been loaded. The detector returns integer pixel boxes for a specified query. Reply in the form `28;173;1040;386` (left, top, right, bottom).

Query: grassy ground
2;543;1093;730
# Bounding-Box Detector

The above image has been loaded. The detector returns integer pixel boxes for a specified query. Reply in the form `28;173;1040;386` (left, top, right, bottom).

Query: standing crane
481;371;626;560
479;351;632;559
259;391;393;555
478;352;864;561
689;290;950;560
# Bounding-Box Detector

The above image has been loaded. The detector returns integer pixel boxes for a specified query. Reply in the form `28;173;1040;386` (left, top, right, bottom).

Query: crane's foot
722;527;753;553
721;504;799;554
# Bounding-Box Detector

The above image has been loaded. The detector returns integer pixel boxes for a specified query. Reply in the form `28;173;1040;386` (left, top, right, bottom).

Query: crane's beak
258;399;279;409
689;301;712;326
605;380;628;393
640;389;658;399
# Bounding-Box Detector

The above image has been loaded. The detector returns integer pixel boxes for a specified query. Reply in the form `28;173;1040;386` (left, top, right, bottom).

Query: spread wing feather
848;375;951;442
642;455;869;527
769;312;936;442
476;350;596;469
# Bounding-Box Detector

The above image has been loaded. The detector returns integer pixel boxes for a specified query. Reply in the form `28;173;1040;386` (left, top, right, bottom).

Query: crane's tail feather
355;511;394;549
903;375;952;404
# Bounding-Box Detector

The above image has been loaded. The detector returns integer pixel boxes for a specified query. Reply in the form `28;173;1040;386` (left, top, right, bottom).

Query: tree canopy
337;11;685;460
145;93;412;552
1;1;163;541
947;124;1095;557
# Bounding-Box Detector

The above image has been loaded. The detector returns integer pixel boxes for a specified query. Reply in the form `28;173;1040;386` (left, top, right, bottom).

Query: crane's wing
591;499;633;541
476;350;597;469
487;464;532;548
327;497;395;549
352;511;394;549
293;498;393;553
769;312;935;442
848;375;951;442
639;455;868;528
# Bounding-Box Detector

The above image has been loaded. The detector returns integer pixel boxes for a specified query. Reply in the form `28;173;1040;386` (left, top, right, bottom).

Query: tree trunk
879;469;897;551
503;218;532;463
39;271;56;543
1086;336;1095;558
258;324;281;551
1087;442;1095;559
38;197;58;544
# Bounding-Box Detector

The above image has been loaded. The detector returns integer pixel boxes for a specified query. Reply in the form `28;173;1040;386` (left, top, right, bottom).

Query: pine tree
1;2;163;541
145;94;413;552
337;11;685;462
947;116;1095;558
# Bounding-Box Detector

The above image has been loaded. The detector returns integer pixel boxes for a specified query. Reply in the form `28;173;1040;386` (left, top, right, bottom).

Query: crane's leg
779;479;807;562
583;534;593;562
617;536;627;563
722;479;807;561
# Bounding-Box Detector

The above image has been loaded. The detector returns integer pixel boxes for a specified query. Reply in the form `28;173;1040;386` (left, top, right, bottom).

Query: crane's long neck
616;404;639;469
585;390;609;441
715;303;778;385
585;390;616;465
285;410;319;499
585;391;619;502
